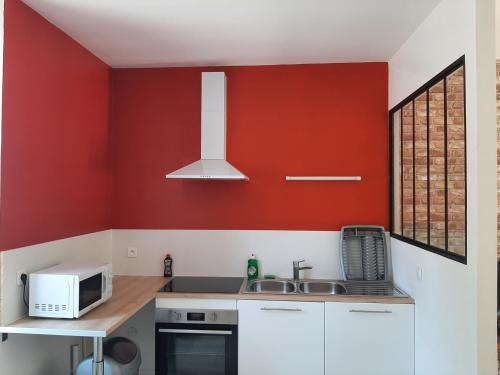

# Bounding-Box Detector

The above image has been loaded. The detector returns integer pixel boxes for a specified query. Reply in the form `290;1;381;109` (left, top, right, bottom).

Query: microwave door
78;272;103;316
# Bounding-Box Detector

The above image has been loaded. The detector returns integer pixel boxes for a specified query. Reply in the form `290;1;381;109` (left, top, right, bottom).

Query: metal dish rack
340;225;388;281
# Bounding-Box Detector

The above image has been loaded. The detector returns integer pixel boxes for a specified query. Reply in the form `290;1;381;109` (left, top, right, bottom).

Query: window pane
446;67;466;255
402;101;414;239
429;80;446;249
414;92;428;244
390;59;466;261
392;109;402;235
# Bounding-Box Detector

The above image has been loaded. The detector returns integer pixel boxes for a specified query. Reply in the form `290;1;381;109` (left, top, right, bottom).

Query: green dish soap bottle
247;254;259;280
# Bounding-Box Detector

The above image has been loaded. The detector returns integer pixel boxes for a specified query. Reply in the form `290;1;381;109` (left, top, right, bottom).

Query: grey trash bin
76;337;141;375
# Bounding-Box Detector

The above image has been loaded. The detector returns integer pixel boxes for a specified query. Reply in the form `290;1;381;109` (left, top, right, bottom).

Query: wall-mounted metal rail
285;176;362;181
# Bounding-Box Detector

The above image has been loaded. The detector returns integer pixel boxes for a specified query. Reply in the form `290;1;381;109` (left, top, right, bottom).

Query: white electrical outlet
127;247;138;258
416;266;423;281
16;269;27;286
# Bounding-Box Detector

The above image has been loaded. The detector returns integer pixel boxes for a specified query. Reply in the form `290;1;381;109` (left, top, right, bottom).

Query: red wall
111;63;389;230
0;0;112;251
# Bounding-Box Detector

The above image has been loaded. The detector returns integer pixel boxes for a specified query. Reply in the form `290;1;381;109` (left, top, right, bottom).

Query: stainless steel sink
245;278;408;297
245;259;409;297
246;279;347;295
298;281;347;295
246;279;296;293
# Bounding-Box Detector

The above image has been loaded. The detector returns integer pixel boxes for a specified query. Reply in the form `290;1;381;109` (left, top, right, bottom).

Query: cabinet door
325;302;414;375
238;300;324;375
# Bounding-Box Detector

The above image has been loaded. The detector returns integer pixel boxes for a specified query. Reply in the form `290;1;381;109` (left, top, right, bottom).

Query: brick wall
397;66;465;256
446;68;466;255
401;101;414;239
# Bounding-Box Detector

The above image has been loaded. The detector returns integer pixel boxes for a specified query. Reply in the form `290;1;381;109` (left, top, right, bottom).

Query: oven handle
158;329;233;335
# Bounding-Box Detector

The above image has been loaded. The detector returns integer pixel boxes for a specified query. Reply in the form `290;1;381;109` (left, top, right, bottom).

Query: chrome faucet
293;259;313;282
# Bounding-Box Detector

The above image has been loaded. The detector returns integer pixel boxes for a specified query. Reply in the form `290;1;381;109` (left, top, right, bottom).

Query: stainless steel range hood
166;72;249;180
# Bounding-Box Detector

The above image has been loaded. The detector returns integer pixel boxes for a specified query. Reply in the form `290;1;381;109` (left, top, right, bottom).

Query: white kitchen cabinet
238;300;324;375
325;302;414;375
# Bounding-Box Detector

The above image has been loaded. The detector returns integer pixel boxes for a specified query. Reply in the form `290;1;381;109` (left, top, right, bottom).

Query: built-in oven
155;308;238;375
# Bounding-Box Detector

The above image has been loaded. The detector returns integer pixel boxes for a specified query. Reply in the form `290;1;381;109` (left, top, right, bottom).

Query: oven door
155;323;237;375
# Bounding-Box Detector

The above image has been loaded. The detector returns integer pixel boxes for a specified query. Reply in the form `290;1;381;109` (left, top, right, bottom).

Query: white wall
0;0;4;335
0;231;112;375
0;334;83;375
389;0;497;375
496;0;500;58
476;0;498;372
391;240;476;374
111;229;342;279
389;0;473;108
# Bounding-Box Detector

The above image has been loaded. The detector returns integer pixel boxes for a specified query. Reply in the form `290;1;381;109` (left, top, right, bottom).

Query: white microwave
29;262;112;319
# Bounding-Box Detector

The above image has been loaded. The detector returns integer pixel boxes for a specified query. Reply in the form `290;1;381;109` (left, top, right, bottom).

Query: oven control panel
156;308;238;325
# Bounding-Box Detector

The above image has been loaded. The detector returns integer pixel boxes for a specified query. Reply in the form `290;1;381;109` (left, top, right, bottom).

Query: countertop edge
156;278;415;304
155;292;415;304
0;276;168;337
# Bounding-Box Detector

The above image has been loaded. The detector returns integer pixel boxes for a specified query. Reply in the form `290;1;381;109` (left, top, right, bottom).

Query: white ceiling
22;0;442;68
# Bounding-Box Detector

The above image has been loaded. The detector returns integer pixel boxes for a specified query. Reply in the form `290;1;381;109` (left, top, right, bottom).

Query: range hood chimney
166;72;249;180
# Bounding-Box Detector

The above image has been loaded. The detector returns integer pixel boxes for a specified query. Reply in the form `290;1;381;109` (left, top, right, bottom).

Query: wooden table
0;276;167;375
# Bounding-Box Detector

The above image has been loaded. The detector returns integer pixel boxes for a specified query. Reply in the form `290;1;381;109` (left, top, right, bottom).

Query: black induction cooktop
159;276;244;294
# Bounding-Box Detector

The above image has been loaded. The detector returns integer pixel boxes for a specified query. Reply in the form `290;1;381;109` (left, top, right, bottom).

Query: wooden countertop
0;276;413;339
0;276;167;337
156;278;415;304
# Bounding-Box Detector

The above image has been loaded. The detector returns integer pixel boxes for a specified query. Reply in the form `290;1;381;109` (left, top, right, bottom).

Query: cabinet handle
158;329;233;335
260;307;302;312
349;309;392;314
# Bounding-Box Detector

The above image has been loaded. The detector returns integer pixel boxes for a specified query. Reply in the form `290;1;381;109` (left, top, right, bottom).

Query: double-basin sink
246;279;347;295
245;278;408;297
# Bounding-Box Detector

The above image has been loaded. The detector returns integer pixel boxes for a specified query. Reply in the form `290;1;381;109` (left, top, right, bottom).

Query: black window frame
389;55;467;264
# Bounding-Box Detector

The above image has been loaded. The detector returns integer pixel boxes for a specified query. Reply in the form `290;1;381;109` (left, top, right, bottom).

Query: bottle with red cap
164;254;173;277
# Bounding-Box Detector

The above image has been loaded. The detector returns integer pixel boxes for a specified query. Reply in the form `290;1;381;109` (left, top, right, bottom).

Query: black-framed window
390;56;467;264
